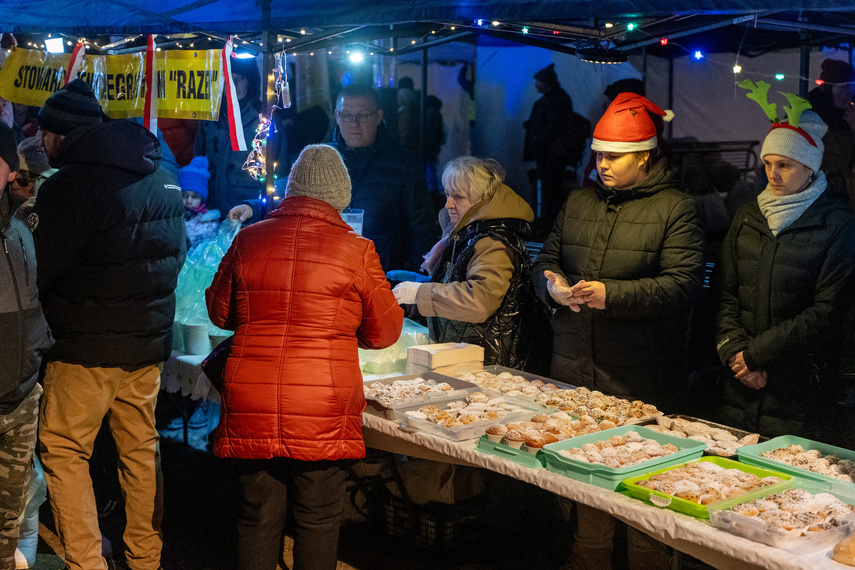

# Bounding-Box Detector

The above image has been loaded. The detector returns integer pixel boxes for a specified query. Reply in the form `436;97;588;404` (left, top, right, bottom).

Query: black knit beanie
0;121;20;172
38;79;103;135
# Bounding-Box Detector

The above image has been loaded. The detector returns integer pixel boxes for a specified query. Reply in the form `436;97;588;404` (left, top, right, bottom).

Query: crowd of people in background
0;50;855;570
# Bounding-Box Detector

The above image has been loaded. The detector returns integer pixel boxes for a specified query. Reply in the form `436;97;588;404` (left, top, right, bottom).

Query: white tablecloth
362;413;846;570
157;357;845;569
161;350;221;403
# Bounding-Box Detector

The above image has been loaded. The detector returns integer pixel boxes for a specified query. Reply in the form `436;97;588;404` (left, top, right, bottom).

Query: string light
521;26;529;34
605;23;614;28
627;23;636;31
694;50;703;59
492;21;500;27
815;79;825;85
775;73;785;80
733;64;742;74
660;38;668;46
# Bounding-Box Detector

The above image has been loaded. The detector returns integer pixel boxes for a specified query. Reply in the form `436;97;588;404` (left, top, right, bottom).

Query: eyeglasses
337;110;377;124
13;173;46;187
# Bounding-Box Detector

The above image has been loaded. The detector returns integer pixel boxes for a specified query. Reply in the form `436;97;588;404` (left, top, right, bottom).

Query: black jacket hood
52;120;162;175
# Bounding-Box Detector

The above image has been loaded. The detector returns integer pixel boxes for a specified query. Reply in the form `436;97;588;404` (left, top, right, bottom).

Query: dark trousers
233;457;348;570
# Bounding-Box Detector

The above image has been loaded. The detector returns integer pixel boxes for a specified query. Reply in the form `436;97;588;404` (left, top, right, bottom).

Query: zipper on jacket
1;232;24;310
19;236;28;286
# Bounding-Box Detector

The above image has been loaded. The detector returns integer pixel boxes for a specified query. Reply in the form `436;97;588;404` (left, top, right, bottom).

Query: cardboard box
405;360;484;377
407;343;484;369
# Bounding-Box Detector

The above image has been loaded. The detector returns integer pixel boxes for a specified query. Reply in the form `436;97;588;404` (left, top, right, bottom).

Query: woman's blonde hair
441;156;505;204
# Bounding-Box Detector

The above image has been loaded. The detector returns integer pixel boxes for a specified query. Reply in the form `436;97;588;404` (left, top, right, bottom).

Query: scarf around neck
757;170;827;235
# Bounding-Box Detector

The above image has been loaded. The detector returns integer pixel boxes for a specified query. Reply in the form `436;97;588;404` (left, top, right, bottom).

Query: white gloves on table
392;281;421;305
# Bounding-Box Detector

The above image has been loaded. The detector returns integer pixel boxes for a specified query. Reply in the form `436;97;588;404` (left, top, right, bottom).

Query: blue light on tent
694;50;703;60
476;19;484;27
775;73;785;80
522;27;529;34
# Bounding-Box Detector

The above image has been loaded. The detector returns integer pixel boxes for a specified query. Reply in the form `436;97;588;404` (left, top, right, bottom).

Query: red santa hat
591;92;674;153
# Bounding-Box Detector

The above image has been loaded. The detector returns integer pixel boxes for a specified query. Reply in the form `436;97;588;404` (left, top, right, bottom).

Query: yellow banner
0;48;224;120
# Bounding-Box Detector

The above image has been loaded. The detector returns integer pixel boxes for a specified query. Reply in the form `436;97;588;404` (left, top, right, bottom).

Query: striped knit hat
38;79;103;135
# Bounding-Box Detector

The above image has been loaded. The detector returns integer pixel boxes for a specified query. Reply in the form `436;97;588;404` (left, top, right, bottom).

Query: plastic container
708;480;855;553
475;435;545;469
455;364;576;395
182;324;211;355
737;435;855;493
384;492;481;550
340;208;364;235
540;425;707;490
363;372;478;419
395;399;541;441
652;414;763;457
622;456;793;519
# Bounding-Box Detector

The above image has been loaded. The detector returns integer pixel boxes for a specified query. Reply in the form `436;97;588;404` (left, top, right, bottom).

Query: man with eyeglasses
329;84;435;272
228;84;435;273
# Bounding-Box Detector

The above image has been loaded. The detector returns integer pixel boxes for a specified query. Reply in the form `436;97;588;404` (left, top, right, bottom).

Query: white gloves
544;270;581;312
392;281;421;305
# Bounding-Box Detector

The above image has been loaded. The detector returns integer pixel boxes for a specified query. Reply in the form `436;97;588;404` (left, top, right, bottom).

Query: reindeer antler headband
738;79;817;147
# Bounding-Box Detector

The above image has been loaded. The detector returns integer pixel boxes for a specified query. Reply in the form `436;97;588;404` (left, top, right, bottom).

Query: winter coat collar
0;185;25;228
451;183;534;236
53;120;162;175
595;158;677;205
269;195;352;230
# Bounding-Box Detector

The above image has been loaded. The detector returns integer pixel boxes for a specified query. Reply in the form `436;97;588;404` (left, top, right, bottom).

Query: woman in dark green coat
715;107;855;440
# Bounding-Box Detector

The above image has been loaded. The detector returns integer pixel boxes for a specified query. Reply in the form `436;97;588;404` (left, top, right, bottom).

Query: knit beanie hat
760;110;827;173
591;92;674;152
38;79;103;136
0;121;19;172
819;59;855;86
286;145;351;211
17;136;51;174
534;63;559;86
178;156;211;201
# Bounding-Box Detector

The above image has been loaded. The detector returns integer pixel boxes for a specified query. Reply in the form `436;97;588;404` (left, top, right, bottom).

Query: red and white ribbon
143;35;158;134
221;36;246;151
64;40;85;85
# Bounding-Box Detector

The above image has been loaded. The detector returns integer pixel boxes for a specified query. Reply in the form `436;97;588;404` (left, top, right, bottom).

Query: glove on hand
392;281;421;305
544;270;581;312
386;270;430;283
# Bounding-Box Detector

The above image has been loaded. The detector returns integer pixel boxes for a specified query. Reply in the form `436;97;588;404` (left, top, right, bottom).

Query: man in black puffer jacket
330;84;436;272
32;79;185;570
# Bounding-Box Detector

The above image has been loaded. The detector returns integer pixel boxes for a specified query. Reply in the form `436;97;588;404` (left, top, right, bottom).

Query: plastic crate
384;493;482;550
540;425;706;490
622;456;793;519
475;434;546;469
737;435;855;493
709;480;855;553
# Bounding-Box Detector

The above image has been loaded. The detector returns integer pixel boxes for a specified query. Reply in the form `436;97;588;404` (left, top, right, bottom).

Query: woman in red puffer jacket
206;144;403;570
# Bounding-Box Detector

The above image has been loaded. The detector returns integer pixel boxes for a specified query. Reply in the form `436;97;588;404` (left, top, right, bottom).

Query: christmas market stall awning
2;1;855;59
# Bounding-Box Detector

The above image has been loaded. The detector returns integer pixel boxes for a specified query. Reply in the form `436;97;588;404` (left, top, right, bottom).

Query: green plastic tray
622;456;793;519
540;425;706;490
737;435;855;493
475;435;545;469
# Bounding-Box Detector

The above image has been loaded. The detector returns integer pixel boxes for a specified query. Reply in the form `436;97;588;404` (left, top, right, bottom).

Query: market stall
161;352;852;569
